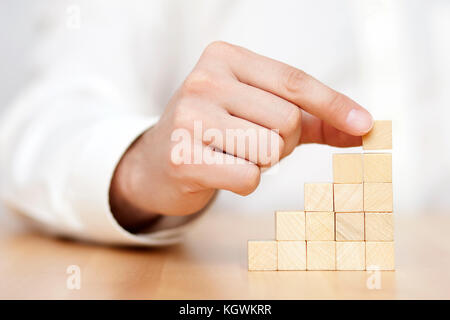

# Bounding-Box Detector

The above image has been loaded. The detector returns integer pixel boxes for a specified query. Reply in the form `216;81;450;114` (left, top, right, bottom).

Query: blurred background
0;0;449;224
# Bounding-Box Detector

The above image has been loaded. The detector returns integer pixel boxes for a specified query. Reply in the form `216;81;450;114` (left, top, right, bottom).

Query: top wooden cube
363;120;392;150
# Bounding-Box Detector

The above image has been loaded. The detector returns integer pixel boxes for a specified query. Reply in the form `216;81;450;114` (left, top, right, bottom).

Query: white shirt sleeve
0;1;203;245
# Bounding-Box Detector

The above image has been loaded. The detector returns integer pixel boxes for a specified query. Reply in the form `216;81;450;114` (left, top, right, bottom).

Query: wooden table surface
1;209;449;299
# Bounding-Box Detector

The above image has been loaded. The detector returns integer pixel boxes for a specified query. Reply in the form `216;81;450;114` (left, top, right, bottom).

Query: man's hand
109;42;373;230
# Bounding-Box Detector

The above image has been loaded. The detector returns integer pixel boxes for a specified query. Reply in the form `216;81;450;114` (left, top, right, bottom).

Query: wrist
109;132;160;232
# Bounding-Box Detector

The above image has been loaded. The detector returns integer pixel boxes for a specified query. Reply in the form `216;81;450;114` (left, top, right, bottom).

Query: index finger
214;42;373;136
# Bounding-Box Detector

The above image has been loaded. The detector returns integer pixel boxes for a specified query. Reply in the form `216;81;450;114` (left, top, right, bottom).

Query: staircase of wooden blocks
248;120;394;271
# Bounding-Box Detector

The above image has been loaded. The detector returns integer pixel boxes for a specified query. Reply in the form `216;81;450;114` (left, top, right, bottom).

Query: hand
109;41;373;230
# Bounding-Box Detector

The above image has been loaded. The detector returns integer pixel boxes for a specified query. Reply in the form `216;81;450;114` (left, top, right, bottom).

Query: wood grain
365;212;394;241
363;153;392;183
248;240;277;271
335;212;365;241
305;212;335;241
364;183;393;212
362;120;392;150
276;211;305;241
304;183;334;212
366;241;395;271
306;241;336;271
1;210;450;299
334;184;363;212
336;242;365;271
333;153;363;183
277;241;306;271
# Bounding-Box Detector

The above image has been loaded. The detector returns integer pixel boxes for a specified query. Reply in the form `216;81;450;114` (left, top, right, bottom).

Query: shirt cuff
65;114;203;246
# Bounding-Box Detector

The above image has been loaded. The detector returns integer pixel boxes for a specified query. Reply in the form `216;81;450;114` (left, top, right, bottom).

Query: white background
1;0;449;219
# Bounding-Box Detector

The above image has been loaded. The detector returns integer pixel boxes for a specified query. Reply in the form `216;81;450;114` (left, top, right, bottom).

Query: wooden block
366;242;395;270
248;241;277;271
333;153;363;183
336;242;365;270
363;153;392;183
364;183;393;212
335;212;364;241
333;184;363;212
365;212;394;241
277;241;306;270
275;211;305;241
362;120;392;150
304;183;333;211
306;212;335;240
307;241;336;270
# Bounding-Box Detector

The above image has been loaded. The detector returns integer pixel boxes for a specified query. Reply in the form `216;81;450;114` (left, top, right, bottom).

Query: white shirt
1;0;449;245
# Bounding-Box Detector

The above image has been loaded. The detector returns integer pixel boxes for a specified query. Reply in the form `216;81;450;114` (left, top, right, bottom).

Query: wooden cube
333;184;363;212
306;212;335;241
362;120;392;150
366;242;395;270
307;241;336;270
277;241;306;270
335;212;364;241
248;241;277;271
336;242;365;270
364;183;393;212
275;211;305;241
333;153;363;183
363;153;392;183
365;213;394;241
304;183;333;211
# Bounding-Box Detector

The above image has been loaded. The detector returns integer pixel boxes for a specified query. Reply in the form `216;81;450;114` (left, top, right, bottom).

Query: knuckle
281;67;310;94
327;92;348;117
203;40;234;57
258;131;284;166
172;103;192;129
178;181;200;195
182;70;217;95
239;165;261;195
283;107;302;135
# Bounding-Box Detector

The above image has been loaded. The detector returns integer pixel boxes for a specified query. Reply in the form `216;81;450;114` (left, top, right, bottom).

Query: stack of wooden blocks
248;120;394;271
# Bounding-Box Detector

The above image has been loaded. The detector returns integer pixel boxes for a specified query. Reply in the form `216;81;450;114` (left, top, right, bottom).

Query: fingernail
346;109;373;134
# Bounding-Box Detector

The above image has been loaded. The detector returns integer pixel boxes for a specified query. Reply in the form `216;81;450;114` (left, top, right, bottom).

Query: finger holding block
276;211;306;241
362;120;392;150
304;183;333;211
333;153;363;183
248;241;277;271
365;212;394;241
335;212;365;241
336;242;365;270
364;183;393;212
306;212;335;241
363;153;392;183
278;241;306;270
366;242;395;271
334;184;363;212
307;241;336;270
